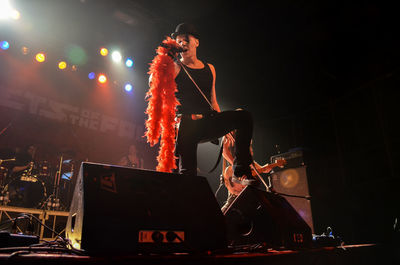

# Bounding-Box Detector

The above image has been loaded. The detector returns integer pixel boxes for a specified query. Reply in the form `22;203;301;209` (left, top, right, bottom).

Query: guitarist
221;131;286;212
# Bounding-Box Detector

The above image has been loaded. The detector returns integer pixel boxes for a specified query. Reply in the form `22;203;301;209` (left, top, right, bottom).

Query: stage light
111;51;122;63
66;44;87;65
21;46;29;55
0;41;9;50
124;83;133;92
35;52;45;63
100;47;108;56
58;61;67;70
10;9;19;20
98;74;107;84
125;58;134;68
71;65;77;71
0;0;18;20
88;72;95;80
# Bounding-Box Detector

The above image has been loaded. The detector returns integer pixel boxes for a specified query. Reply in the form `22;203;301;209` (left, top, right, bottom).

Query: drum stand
43;155;67;211
0;158;15;205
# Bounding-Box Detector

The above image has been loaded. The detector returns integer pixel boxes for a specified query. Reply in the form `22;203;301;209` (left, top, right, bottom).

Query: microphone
160;43;187;53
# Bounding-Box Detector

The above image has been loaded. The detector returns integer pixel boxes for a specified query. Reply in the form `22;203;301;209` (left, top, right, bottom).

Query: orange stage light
98;74;107;83
21;46;29;55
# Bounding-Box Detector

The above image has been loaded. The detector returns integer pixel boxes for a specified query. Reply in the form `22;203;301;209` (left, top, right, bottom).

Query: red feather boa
145;37;181;172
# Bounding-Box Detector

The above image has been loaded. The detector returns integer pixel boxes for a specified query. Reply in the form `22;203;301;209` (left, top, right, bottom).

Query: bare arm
208;63;221;112
222;137;234;165
174;62;181;78
118;156;128;166
12;162;32;173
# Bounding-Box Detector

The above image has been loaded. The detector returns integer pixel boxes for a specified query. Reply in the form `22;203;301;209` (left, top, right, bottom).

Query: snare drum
3;174;47;208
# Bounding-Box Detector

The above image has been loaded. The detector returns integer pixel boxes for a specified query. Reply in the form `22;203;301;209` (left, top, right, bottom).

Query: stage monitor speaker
224;186;312;249
65;162;227;255
270;166;314;233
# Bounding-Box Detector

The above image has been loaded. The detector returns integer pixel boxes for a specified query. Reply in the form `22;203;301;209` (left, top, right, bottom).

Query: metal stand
0;158;15;206
43;156;64;211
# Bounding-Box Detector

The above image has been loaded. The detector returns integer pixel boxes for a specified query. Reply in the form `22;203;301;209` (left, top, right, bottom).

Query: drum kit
0;155;75;211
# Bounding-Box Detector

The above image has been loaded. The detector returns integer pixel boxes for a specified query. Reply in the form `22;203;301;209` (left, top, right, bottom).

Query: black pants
176;109;253;176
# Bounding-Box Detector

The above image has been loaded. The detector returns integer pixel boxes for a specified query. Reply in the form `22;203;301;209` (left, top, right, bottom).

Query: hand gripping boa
145;37;180;172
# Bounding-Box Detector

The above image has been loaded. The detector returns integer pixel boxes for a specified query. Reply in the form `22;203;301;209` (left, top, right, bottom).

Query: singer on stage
147;23;257;185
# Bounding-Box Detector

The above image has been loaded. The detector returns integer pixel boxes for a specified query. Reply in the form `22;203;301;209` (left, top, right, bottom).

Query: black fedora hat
171;23;200;39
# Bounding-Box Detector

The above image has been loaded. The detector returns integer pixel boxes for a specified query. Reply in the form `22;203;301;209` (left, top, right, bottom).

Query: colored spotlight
88;72;95;79
21;46;29;55
35;52;45;63
58;61;67;69
98;74;107;84
111;51;122;62
66;44;87;66
125;58;134;68
100;47;108;56
124;83;133;92
0;41;9;50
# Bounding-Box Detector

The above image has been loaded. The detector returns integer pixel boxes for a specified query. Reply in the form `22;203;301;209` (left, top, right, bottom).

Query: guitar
223;159;287;196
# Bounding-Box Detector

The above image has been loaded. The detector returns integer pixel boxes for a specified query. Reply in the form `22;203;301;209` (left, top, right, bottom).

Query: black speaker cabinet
270;166;314;233
65;162;227;255
224;186;312;249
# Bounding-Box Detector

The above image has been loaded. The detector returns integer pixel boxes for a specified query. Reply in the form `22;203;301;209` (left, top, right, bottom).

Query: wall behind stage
0;53;157;173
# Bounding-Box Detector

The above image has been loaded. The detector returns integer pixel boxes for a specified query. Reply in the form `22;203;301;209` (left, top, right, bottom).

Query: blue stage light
125;58;134;68
88;72;95;80
124;83;133;92
1;41;10;50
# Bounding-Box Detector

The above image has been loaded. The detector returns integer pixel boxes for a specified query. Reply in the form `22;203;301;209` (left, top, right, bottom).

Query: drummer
11;144;37;176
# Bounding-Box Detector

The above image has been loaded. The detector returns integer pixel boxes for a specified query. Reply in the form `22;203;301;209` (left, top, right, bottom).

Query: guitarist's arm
223;136;271;173
253;161;272;174
253;159;287;175
222;136;234;166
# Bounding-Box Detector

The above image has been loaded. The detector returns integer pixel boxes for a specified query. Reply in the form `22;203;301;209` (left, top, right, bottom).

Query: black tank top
175;63;213;114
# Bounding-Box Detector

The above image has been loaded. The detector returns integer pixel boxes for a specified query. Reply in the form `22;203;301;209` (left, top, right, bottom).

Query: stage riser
0;205;68;240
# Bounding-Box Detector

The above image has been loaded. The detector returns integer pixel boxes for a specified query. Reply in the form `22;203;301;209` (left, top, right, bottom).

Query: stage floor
0;243;396;265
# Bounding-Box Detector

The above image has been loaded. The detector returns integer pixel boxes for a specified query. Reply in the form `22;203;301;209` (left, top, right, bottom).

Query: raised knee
235;109;252;123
